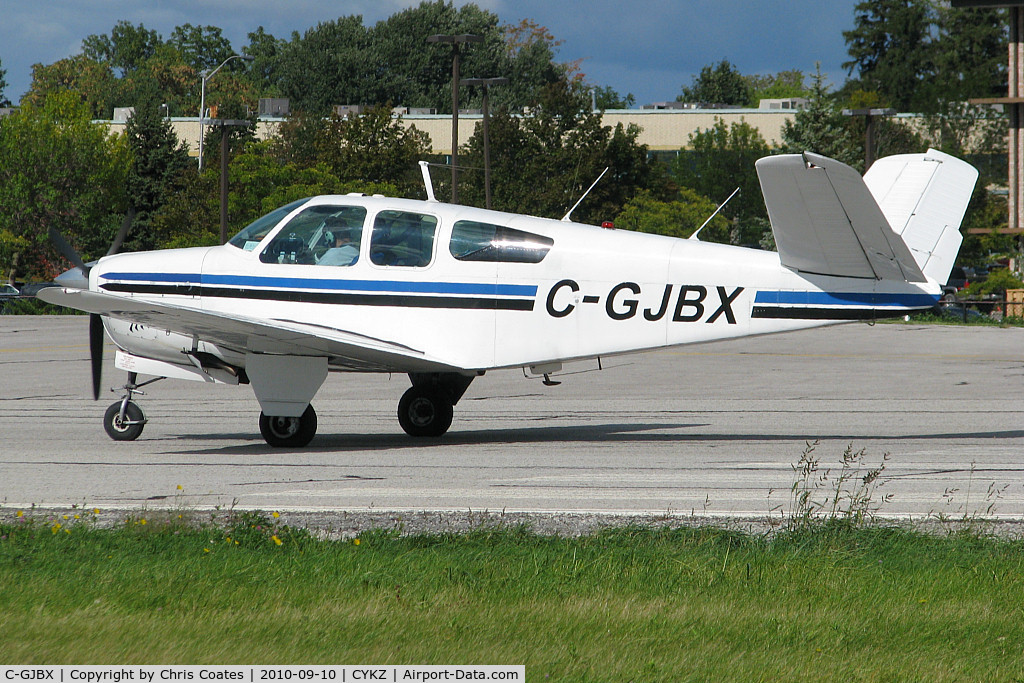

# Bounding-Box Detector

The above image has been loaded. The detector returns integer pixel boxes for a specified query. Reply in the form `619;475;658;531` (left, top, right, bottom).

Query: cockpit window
369;210;438;267
450;221;553;263
228;198;310;251
259;205;367;266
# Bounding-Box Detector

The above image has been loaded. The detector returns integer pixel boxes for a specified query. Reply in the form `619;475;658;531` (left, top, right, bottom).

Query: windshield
227;198;311;251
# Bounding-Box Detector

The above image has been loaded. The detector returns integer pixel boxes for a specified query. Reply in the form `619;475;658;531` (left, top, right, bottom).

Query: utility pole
460;77;508;209
427;34;482;204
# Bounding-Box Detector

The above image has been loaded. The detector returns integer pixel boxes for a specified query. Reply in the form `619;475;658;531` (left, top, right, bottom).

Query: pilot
318;226;360;266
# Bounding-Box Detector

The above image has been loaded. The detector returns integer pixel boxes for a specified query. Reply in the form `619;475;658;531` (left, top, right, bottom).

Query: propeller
48;209;135;400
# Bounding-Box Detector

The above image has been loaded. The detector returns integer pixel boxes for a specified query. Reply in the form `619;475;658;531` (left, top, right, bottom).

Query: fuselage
92;194;942;375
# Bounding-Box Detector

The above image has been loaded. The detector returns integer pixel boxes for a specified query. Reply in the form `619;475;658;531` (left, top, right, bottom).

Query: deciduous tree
0;92;130;280
679;59;752;106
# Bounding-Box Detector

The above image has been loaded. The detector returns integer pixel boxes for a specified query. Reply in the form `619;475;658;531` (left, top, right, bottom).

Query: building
102;107;801;159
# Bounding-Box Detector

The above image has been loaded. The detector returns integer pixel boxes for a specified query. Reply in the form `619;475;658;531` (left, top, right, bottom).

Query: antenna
690;186;740;241
419;161;437;202
561;167;609;222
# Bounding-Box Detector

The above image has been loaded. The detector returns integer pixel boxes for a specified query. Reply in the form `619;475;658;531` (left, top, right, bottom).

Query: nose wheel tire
103;401;146;441
259;404;318;448
398;386;454;437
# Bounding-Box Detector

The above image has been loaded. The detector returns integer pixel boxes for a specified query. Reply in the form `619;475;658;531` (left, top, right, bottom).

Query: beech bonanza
40;150;978;447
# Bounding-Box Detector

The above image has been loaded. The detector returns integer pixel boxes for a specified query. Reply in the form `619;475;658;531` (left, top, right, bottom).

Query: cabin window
258;205;367;266
228;198;310;251
449;221;554;263
369;210;438;267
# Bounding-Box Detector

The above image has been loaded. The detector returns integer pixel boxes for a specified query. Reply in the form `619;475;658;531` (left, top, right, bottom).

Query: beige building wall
103;109;799;157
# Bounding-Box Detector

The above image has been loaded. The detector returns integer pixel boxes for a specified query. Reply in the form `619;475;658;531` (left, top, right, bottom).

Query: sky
0;0;862;107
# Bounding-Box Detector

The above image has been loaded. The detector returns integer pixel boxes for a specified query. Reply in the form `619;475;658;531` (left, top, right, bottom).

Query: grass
3;510;1024;680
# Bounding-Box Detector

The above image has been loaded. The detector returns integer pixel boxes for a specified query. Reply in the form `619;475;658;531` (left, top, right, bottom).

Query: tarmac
3;315;1024;530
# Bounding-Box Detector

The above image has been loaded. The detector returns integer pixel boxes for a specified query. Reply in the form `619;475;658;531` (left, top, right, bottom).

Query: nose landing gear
102;372;160;441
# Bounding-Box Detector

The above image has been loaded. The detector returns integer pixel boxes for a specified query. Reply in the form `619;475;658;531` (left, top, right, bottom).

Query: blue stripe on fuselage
754;290;938;307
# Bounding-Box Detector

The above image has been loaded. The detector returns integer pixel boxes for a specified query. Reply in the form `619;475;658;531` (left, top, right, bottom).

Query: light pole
427;34;482;204
460;77;508;209
198;54;253;171
842;107;895;170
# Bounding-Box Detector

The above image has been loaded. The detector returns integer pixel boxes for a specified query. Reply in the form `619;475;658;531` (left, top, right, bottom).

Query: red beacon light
601;221;615;229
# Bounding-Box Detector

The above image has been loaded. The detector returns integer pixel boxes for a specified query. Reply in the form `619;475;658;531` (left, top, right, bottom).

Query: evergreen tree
122;92;194;251
781;68;862;171
0;58;10;107
932;5;1007;102
842;0;934;111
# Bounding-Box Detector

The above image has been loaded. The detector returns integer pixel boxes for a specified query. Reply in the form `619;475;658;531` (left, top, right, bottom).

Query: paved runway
3;315;1024;521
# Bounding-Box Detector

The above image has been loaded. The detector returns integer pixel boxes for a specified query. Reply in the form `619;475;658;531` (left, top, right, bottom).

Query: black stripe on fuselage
100;283;536;311
752;306;916;320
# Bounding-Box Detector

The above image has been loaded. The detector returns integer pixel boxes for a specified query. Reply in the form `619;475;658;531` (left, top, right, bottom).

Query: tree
592;85;635;110
614;188;730;243
0;92;130;280
932;5;1007;102
457;78;664;223
122;92;194;252
23;55;119;119
274;17;371;115
270;106;431;197
679;59;752;106
82;21;162;75
0;58;10;107
229;142;398;225
842;0;934;112
672;117;771;229
167;24;235;73
243;27;287;97
746;70;807;104
781;68;862;170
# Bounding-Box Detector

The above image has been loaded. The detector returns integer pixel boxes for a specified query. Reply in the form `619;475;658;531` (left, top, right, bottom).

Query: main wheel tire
103;401;145;441
259;404;317;448
398;386;454;437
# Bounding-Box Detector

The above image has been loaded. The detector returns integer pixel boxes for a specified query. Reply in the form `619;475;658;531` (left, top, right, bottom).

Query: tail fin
862;148;978;286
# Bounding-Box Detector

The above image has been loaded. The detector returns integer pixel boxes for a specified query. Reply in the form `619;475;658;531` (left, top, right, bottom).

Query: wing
38;287;461;373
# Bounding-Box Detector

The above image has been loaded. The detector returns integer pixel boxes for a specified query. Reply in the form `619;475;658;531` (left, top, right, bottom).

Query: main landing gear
99;371;475;445
397;372;475;438
259;405;318;448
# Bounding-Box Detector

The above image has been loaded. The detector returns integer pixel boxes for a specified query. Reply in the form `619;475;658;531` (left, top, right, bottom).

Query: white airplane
40;149;978;447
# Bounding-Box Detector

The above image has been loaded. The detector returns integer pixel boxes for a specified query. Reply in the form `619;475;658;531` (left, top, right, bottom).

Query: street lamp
460;77;508;209
427;34;483;204
198;54;253;170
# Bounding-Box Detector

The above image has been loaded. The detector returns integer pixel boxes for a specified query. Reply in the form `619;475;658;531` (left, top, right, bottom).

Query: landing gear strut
259;404;318;448
102;372;157;442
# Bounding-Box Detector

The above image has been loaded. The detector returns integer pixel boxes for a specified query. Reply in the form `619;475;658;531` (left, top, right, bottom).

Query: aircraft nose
53;266;90;291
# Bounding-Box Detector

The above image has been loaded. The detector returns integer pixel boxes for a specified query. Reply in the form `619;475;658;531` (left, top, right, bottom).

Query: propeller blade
89;313;103;400
47;226;89;273
106;208;136;257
